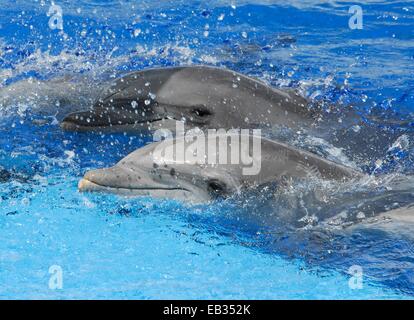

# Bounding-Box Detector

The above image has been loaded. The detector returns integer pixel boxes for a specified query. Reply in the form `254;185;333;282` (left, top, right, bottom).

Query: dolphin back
259;137;361;183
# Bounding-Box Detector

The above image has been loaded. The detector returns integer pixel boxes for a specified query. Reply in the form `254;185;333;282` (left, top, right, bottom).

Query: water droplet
352;125;361;132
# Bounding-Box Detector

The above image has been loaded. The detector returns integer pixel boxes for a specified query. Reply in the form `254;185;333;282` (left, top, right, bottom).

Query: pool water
0;0;413;299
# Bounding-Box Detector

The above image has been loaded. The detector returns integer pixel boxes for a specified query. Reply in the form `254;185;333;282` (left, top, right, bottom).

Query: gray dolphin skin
78;133;360;203
61;65;316;133
367;205;414;224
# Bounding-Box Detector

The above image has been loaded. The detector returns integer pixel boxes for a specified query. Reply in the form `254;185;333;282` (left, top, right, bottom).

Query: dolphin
61;65;318;133
78;132;360;203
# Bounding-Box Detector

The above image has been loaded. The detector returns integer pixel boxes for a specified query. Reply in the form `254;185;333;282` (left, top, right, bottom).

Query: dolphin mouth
78;177;207;202
78;165;213;202
79;177;190;193
61;115;167;132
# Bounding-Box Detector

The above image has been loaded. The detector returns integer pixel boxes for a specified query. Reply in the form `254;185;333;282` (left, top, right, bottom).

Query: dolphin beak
79;165;166;191
78;168;112;193
61;106;168;132
78;176;141;195
78;166;210;202
78;178;101;192
60;109;135;132
79;167;126;189
78;167;141;195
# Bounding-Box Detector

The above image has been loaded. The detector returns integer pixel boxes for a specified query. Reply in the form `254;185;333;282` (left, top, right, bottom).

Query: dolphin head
61;66;310;133
78;135;246;203
78;132;359;203
61;67;178;133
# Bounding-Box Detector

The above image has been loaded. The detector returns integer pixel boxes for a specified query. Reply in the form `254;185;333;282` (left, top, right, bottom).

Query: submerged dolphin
61;65;317;133
78;133;359;203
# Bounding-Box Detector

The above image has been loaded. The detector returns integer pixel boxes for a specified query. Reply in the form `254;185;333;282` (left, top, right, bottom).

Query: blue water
1;1;414;299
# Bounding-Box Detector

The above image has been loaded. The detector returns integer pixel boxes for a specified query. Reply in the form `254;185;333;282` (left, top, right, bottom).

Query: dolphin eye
207;179;226;197
191;107;212;117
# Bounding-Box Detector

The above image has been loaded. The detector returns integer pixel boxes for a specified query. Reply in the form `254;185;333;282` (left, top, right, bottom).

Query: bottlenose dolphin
61;65;317;133
78;133;360;203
